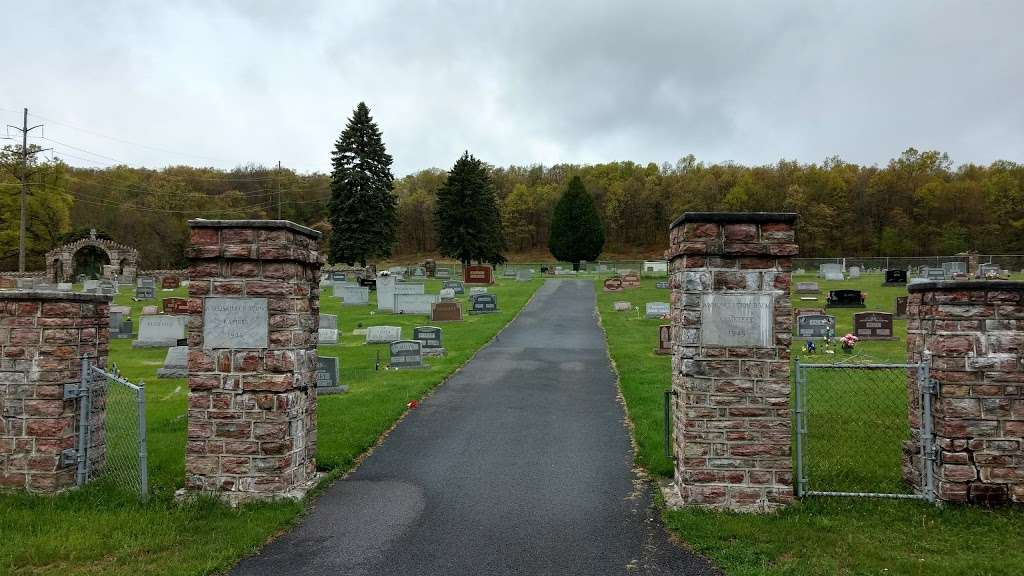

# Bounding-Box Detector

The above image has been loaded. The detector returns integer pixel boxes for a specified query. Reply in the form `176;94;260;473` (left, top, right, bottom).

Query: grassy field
596;271;1024;576
0;276;543;576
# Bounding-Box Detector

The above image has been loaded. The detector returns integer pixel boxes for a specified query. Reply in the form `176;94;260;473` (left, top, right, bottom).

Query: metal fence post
795;360;806;498
919;357;937;503
76;357;90;487
137;381;149;501
663;389;677;461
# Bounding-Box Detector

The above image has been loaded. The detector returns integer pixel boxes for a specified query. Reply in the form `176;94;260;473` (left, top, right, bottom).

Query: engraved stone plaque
700;293;773;347
203;297;268;349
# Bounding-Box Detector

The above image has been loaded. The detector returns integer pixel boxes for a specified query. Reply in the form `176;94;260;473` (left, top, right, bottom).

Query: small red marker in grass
407;400;418;409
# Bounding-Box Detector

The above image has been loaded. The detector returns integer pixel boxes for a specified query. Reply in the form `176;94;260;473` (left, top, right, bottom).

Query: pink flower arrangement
839;333;858;351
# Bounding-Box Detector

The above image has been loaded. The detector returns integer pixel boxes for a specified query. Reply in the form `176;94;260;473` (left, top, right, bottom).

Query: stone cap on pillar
908;280;1024;293
186;219;322;264
187;219;321;239
0;290;112;303
669;212;798;230
667;212;799;262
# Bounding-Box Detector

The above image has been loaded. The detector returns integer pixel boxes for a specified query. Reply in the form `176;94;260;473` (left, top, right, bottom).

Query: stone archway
45;230;140;283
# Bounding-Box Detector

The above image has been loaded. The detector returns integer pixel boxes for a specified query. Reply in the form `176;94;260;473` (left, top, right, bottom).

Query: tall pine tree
549;176;604;270
328;102;397;266
434;151;506;266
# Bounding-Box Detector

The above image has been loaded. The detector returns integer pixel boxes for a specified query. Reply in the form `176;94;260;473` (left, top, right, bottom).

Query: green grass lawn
0;276;543;576
596;271;1024;576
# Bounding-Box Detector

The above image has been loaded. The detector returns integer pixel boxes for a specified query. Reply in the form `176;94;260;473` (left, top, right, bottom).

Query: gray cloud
1;0;1020;175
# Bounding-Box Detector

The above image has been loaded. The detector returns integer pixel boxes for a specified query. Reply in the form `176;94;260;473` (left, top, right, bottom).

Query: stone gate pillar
0;291;110;493
665;212;798;512
184;219;323;505
905;280;1024;505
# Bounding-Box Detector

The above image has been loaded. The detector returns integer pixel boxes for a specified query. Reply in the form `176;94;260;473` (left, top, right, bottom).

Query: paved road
232;280;716;576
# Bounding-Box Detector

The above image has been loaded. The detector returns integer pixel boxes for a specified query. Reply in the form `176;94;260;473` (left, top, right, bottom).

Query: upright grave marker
464;265;494;285
852;311;895;340
431;301;463;322
884;269;907;285
666;212;796;512
603;277;623;292
184;219;322;505
315;356;345;394
157;345;188;378
469;293;498;314
645;302;670;319
796;313;836;339
442;280;465;295
339;285;369;306
389;340;424;368
376;274;396;312
413;326;445;356
365;325;402;344
655;324;672;355
394;293;439;315
133;315;188;348
318;314;338;344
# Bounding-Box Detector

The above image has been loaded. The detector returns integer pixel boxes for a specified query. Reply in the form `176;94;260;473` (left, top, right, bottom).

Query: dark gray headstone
854;311;895;340
435;267;452;280
884;269;907;285
469;293;498;314
136;285;155;300
389;340;424;369
413;325;443;351
796;314;836;339
315;356;346;394
442;280;465;295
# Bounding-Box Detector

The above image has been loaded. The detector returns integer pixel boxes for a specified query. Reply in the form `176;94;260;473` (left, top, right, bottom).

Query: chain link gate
67;358;149;500
795;360;935;502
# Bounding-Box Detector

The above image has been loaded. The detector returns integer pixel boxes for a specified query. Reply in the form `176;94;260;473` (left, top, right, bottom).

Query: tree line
2;129;1022;272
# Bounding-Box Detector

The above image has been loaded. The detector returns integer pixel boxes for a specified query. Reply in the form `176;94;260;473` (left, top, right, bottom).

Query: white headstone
394;293;440;315
366;325;402;344
376;275;397;312
133;315;188;348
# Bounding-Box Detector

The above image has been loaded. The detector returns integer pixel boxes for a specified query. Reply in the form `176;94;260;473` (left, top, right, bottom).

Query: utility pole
276;160;282;219
7;108;45;272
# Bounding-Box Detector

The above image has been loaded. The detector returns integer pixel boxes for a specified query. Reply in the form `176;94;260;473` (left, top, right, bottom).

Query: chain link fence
80;360;149;500
795;361;934;500
793;255;1024;275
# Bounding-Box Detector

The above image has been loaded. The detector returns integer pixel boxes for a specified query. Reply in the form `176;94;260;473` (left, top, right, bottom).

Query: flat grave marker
613;301;631;312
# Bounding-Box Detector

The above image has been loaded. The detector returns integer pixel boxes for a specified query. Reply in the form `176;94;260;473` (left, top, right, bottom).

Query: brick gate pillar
665;212;798;512
0;291;110;493
184;220;323;505
905;280;1024;505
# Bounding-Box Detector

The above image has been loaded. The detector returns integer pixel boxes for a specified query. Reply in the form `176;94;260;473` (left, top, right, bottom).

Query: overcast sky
1;1;1021;175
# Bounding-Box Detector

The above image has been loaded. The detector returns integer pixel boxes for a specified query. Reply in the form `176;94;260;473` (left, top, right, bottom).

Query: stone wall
184;220;323;505
904;280;1024;504
665;212;798;512
0;291;110;493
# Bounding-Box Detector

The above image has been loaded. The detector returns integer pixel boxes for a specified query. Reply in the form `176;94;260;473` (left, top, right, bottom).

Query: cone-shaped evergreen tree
434;151;506;266
328;102;397;266
549;176;604;270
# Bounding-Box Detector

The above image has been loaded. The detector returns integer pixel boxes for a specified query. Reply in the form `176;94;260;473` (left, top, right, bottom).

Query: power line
5;108;48;272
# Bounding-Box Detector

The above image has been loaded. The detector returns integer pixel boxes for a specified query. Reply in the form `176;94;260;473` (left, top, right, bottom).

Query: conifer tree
548;176;604;270
328;102;397;266
434;151;506;266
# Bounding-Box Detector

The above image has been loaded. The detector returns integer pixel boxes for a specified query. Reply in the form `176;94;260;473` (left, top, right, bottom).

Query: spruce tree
328;102;397;266
434;151;506;266
548;176;604;270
